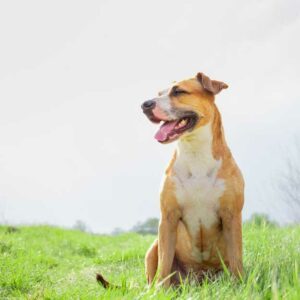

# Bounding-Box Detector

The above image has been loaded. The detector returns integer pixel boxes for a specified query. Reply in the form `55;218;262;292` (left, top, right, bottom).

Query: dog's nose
142;100;156;111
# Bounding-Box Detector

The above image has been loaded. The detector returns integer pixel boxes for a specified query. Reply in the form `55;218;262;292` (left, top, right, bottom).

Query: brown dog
141;72;244;288
96;72;244;289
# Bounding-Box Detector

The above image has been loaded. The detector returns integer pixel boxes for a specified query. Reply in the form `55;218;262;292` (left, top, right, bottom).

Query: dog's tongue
155;120;177;142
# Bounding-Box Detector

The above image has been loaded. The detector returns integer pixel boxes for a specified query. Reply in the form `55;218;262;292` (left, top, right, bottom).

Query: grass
0;223;299;299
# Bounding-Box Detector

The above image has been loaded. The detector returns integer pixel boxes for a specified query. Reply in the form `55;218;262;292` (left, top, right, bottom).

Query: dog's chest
172;144;225;237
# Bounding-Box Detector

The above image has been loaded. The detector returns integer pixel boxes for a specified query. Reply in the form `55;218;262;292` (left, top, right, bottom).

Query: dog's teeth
179;119;187;127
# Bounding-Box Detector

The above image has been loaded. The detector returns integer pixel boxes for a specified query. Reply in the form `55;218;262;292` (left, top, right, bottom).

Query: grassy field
0;224;299;299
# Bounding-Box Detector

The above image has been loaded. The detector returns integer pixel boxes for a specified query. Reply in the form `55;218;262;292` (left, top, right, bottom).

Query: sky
0;0;300;232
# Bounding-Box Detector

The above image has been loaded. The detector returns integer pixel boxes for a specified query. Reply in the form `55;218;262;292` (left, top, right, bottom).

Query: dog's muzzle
141;100;161;123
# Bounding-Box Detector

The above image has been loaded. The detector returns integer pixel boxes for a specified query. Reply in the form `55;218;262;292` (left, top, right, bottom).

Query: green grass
0;224;299;299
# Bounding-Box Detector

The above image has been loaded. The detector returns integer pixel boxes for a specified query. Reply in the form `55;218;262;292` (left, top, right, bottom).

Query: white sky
0;0;299;232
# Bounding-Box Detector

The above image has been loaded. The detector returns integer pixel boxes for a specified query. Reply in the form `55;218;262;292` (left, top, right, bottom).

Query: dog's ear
197;72;228;95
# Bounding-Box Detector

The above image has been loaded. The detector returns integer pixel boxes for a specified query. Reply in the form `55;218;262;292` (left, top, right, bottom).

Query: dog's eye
172;88;188;96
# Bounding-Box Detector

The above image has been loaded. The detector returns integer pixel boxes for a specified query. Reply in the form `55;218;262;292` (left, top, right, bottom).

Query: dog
96;72;244;289
142;72;244;288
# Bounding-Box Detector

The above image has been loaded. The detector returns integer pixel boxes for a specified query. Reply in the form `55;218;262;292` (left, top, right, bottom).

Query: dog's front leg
221;209;243;278
157;208;181;288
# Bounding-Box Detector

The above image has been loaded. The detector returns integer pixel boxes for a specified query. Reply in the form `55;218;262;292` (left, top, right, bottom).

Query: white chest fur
172;123;225;242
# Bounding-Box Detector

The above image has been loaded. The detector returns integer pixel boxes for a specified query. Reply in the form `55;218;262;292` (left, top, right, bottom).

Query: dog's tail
96;273;119;289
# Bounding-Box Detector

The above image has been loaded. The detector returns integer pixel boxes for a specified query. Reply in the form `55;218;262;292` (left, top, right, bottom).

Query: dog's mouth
154;112;198;143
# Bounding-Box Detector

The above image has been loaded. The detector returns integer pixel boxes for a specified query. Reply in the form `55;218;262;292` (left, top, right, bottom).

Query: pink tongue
155;121;177;142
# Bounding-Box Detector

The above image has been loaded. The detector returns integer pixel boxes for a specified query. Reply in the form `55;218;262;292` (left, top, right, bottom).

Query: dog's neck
175;107;229;176
177;123;213;159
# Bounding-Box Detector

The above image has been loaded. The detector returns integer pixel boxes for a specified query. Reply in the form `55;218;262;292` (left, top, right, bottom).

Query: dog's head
141;72;228;143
